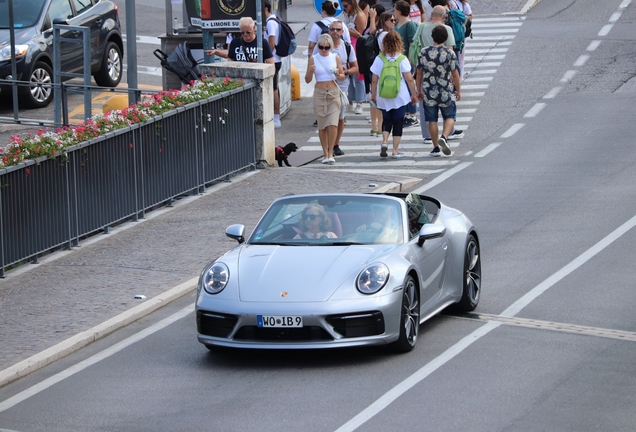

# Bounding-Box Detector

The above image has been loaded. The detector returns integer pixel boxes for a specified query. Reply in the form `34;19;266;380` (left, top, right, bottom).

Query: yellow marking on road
67;84;163;121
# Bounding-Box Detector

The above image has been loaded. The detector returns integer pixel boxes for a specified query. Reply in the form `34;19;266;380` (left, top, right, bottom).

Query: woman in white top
305;34;346;164
370;31;418;159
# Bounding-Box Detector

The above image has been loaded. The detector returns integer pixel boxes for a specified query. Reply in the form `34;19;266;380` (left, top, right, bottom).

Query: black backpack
267;16;297;57
315;20;330;35
356;31;380;75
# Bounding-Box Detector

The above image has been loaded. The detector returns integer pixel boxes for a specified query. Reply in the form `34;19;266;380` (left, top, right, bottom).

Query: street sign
312;0;343;17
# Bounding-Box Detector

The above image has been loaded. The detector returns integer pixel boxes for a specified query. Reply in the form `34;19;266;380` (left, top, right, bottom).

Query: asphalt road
1;0;636;430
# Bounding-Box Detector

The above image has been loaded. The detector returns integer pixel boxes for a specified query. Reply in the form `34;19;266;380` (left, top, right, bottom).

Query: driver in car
293;204;338;239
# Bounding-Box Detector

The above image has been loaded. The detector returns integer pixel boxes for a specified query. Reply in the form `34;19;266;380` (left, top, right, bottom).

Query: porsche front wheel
457;235;481;311
393;275;419;353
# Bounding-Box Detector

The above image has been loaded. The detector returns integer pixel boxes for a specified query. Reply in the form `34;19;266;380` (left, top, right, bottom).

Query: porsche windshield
250;196;404;245
0;0;46;29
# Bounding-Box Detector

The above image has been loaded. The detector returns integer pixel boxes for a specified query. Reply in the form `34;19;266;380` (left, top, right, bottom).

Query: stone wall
199;62;276;167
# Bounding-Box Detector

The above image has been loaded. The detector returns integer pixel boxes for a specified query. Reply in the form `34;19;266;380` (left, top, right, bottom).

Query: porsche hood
236;244;395;302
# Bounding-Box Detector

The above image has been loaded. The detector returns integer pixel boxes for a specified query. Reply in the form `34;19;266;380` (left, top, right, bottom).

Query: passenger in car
355;204;400;243
293;204;338;239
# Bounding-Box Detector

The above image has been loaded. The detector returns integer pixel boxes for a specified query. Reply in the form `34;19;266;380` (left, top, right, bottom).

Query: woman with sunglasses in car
293;204;338;239
305;33;346;165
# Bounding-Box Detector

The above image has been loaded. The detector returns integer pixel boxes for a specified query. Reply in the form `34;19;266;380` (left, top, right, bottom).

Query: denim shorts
423;102;456;122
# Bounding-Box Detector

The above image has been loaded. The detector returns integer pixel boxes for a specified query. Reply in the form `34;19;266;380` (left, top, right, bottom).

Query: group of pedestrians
306;0;472;164
202;0;472;164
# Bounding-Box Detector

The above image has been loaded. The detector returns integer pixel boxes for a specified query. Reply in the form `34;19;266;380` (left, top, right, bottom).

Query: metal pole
126;0;139;105
256;0;263;63
8;0;19;121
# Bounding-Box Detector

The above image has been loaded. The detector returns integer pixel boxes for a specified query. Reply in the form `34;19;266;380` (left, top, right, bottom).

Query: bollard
290;64;301;100
103;94;129;114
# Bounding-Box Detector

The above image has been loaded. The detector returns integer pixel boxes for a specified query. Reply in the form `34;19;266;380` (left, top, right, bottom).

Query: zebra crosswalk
293;17;524;175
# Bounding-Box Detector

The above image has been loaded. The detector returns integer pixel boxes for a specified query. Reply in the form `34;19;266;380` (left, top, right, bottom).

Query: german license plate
257;315;303;328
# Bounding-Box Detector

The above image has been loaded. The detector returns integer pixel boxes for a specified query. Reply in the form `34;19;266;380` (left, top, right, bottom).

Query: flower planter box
0;82;257;275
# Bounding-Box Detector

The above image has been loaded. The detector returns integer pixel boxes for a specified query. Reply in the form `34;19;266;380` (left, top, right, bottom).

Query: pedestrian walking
413;5;464;143
393;0;419;128
367;10;394;137
341;0;367;115
327;20;360;157
415;25;461;157
308;1;352;57
264;0;286;128
408;0;425;23
370;30;418;159
449;0;472;80
305;34;347;165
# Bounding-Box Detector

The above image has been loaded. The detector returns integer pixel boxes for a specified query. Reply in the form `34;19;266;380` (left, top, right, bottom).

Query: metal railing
0;82;257;276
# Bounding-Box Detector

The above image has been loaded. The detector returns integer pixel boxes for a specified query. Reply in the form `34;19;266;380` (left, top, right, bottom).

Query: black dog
276;142;298;167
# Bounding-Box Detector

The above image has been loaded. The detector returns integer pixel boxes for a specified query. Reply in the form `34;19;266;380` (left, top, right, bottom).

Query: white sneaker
274;120;281;128
354;104;363;115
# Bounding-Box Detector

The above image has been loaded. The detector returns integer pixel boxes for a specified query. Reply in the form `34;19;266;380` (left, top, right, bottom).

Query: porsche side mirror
226;224;245;244
417;224;446;247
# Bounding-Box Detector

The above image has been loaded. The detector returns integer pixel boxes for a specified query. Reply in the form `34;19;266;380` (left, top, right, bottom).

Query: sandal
380;144;388;158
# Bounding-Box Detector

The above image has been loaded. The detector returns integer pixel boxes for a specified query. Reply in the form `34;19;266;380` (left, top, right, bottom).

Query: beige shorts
313;87;341;129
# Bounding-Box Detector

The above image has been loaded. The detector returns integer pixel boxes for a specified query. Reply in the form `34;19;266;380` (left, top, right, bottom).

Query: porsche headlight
0;45;28;61
202;263;229;294
356;264;389;295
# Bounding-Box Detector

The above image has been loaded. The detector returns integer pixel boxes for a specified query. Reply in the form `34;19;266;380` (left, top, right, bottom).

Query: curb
373;177;422;193
0;277;198;389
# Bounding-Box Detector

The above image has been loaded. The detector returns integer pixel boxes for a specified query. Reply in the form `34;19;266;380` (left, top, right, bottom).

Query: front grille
326;311;385;338
233;326;333;342
197;311;238;338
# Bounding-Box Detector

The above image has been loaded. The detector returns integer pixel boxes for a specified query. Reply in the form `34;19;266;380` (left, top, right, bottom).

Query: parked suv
0;0;124;108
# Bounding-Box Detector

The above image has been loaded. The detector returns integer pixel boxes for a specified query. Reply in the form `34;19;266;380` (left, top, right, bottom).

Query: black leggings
381;105;407;137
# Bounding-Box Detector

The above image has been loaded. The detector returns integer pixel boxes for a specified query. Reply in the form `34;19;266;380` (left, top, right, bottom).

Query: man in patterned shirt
415;25;461;157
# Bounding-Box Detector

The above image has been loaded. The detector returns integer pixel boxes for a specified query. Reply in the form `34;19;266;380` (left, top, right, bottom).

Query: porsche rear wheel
457;235;481;311
392;275;419;353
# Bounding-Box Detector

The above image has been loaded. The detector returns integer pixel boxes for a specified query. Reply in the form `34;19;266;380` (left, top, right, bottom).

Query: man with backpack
264;0;287;128
308;1;351;58
415;25;461;157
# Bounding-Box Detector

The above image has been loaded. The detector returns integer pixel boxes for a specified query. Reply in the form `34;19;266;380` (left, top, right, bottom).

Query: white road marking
500;123;525;138
574;54;590;67
524;103;546;118
335;321;502;432
337;212;636;432
543;87;562;99
474;142;502;157
587;40;601;51
501;214;636;317
0;305;194;413
560;70;577;83
598;24;613;36
411;162;473;193
609;11;623;23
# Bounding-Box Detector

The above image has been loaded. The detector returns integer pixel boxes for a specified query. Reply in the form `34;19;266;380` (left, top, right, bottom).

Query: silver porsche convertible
196;192;481;352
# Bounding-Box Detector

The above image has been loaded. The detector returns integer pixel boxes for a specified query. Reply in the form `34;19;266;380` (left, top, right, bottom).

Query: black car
0;0;124;108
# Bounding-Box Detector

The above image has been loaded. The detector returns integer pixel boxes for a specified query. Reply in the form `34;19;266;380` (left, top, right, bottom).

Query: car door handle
95;18;102;26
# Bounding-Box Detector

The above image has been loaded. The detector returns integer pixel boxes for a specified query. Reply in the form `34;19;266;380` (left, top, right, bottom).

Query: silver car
196;193;481;352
